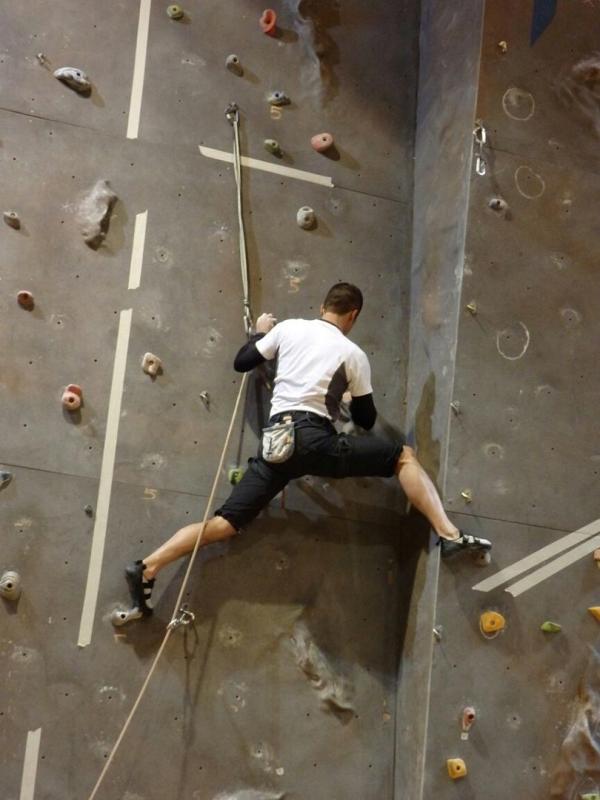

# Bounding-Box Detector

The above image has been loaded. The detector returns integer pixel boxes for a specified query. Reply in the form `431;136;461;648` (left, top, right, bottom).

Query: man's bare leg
395;446;459;540
142;516;236;580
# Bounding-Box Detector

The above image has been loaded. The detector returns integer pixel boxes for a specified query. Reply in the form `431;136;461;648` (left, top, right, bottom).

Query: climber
125;282;491;615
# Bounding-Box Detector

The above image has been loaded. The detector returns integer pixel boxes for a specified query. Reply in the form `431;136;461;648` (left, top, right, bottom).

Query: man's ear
349;309;359;323
320;304;325;316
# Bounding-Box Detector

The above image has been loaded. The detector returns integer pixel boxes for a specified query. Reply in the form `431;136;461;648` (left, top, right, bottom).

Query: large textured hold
53;66;91;95
290;622;353;712
213;792;285;800
284;0;339;105
551;649;600;797
78;180;118;249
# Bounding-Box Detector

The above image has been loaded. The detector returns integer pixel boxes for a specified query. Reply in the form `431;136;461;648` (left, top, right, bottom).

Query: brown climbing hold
4;210;21;229
588;607;600;622
480;610;506;635
447;758;467;779
260;8;277;36
311;132;334;153
62;384;83;411
17;291;34;310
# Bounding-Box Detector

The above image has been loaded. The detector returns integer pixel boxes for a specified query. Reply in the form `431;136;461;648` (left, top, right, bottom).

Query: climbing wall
0;1;421;799
425;2;600;797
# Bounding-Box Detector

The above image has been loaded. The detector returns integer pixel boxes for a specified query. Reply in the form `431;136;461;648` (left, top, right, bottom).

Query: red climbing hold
62;384;83;411
17;290;34;310
260;8;277;36
311;132;334;153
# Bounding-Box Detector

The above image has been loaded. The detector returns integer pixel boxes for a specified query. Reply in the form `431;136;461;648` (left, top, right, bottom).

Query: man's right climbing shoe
125;560;155;616
441;533;492;558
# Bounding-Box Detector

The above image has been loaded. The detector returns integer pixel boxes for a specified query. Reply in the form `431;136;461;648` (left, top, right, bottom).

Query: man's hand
256;313;277;334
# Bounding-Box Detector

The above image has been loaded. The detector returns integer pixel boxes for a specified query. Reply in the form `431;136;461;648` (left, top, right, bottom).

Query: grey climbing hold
142;352;162;377
111;607;143;627
166;4;184;19
296;206;316;230
267;90;291;107
226;54;243;76
488;197;508;213
199;391;210;409
0;571;22;601
78;180;118;250
84;504;94;517
53;66;91;95
36;53;47;65
4;210;21;230
0;471;13;491
263;139;282;157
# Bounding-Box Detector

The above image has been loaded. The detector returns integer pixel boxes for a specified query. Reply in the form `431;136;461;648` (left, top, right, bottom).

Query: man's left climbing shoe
125;560;155;616
441;533;492;558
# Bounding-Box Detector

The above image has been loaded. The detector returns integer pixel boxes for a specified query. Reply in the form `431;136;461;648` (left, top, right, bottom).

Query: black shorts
214;411;405;531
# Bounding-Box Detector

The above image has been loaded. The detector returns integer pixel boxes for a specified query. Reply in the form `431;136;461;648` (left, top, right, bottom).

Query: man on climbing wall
125;282;491;615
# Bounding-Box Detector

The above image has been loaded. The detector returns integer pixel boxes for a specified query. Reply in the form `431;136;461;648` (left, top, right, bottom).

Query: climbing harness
87;102;253;800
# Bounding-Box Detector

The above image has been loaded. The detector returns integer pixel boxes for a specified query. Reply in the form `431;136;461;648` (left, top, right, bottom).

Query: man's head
320;282;363;334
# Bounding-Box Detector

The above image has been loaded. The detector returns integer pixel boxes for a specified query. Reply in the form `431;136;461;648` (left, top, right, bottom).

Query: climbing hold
166;4;184;19
581;794;600;800
480;610;506;636
0;471;12;491
62;384;83;412
78;179;118;250
111;607;143;627
460;489;473;503
0;571;22;601
433;626;443;641
466;301;478;315
488;197;508;213
267;90;291;107
461;706;476;735
260;8;277;36
588;607;600;622
450;400;461;416
594;549;600;567
17;291;34;310
497;40;508;53
142;352;162;377
36;53;47;65
199;391;210;409
311;132;334;153
229;467;245;485
226;54;243;76
53;66;91;95
84;504;94;517
296;206;316;230
447;758;467;780
4;210;21;229
264;138;282;156
541;621;562;633
474;550;492;566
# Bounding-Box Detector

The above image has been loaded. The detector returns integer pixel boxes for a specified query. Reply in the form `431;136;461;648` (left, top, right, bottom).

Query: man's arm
233;313;278;373
350;394;377;430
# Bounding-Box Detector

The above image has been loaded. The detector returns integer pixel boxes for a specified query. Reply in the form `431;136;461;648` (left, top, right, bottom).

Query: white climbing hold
0;570;22;601
296;206;316;230
226;54;243;76
142;353;162;377
111;607;143;627
54;66;92;94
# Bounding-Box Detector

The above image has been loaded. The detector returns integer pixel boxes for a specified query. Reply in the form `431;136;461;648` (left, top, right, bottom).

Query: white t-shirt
255;318;373;421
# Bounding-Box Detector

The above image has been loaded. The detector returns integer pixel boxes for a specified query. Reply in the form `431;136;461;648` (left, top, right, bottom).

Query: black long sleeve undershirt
233;333;267;372
350;394;377;430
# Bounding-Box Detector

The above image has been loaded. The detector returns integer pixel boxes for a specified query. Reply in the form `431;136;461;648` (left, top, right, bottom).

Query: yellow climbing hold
447;758;467;779
588;607;600;622
480;610;506;634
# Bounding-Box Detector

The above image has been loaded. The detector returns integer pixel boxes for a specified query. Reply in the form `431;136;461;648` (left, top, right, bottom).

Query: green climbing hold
540;621;562;633
228;467;245;486
263;138;282;157
166;4;184;19
580;793;600;800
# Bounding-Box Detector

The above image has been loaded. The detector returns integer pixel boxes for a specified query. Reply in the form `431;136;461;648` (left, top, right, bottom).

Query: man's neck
320;313;345;333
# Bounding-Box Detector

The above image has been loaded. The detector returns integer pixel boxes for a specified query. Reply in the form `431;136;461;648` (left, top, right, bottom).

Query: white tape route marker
128;210;148;290
473;518;600;594
127;0;152;139
19;728;42;800
78;309;133;648
199;145;334;188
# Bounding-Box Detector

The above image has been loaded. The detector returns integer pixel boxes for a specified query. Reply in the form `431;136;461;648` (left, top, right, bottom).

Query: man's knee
204;515;238;543
395;445;418;473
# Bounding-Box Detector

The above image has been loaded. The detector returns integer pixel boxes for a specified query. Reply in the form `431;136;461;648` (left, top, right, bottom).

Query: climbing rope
87;103;252;799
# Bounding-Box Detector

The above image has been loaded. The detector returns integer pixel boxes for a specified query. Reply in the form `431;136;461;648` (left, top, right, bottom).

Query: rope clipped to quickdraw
86;104;253;799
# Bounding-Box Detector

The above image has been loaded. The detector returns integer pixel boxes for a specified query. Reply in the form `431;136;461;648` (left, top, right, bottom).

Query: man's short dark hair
322;282;363;314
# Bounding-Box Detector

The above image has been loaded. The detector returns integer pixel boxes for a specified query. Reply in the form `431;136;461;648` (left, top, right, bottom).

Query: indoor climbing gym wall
0;2;421;799
424;2;600;798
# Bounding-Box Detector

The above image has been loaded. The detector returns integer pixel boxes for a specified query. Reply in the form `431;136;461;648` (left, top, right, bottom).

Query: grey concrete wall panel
0;0;137;137
139;0;418;202
445;147;600;533
478;0;600;175
396;3;484;798
424;513;600;799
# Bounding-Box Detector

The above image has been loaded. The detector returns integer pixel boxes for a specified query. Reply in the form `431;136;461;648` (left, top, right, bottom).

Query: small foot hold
62;384;83;411
125;561;155;616
226;54;243;76
111;607;143;627
17;291;34;310
0;570;22;601
0;471;13;491
166;4;184;19
447;758;467;780
480;610;506;638
4;210;21;229
441;533;492;558
311;132;334;153
264;138;282;157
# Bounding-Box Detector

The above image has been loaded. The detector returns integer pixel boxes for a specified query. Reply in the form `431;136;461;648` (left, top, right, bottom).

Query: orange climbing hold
260;9;277;36
480;610;506;634
447;758;467;779
62;384;83;411
588;607;600;622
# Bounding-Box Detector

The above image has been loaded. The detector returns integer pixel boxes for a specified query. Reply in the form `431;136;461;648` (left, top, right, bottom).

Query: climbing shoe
125;560;155;616
441;533;492;558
